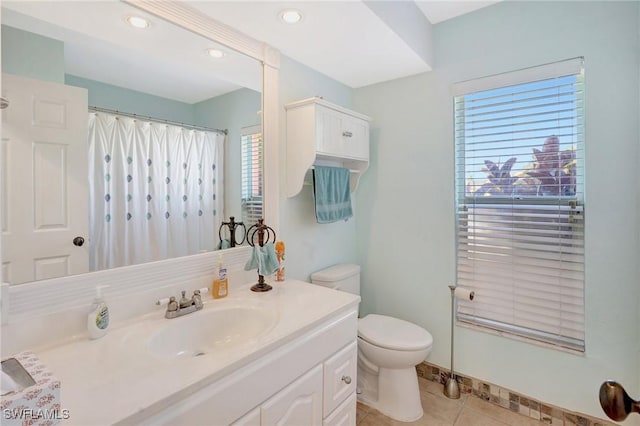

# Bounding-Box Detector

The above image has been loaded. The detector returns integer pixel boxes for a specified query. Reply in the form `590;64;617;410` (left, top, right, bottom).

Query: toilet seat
358;314;433;351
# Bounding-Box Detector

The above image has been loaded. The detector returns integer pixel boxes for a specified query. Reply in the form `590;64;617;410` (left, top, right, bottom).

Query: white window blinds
454;58;585;352
241;125;263;226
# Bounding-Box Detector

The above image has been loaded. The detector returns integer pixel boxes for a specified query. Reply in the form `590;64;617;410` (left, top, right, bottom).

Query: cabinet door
340;116;368;161
317;106;343;156
261;364;323;426
323;342;357;416
323;393;357;426
316;106;369;161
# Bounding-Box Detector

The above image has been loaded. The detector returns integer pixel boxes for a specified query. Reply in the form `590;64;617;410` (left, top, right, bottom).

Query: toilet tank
310;264;360;295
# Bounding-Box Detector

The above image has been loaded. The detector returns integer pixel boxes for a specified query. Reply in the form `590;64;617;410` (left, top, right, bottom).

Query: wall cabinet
285;97;371;197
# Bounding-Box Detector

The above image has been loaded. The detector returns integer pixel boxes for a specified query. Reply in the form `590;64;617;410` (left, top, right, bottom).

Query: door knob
73;236;85;247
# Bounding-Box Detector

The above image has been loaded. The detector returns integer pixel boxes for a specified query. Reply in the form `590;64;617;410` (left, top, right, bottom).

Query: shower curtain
88;112;224;271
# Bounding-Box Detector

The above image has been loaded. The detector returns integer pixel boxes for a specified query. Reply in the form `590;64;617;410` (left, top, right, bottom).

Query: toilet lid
358;314;433;351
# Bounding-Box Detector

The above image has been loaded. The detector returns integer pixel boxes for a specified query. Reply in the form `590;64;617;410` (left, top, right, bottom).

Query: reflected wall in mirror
1;1;263;284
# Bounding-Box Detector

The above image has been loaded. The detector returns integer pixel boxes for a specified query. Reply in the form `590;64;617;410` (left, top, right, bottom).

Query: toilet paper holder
444;285;475;399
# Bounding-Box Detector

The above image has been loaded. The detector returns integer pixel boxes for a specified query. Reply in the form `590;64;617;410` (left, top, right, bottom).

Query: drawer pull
342;131;353;138
341;375;352;385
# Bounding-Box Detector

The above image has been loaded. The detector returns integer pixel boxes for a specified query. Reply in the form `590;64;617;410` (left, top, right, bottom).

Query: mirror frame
0;1;280;324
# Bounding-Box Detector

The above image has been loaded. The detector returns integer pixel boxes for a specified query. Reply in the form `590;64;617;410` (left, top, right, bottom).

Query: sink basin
148;305;278;358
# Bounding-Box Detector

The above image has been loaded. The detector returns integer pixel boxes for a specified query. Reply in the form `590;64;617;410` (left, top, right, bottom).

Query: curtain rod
88;106;228;135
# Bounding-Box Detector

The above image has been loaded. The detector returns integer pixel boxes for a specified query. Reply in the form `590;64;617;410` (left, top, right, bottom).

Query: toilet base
357;365;423;422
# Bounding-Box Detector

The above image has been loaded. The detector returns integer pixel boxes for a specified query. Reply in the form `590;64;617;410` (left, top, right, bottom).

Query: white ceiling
1;1;499;102
190;1;500;88
416;1;500;24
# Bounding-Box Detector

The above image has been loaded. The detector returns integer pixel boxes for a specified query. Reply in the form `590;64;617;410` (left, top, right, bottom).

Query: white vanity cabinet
285;97;371;197
137;307;358;426
230;366;323;426
260;365;323;425
234;342;357;426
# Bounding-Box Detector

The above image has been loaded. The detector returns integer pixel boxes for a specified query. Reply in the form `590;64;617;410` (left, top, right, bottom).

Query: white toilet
310;264;433;422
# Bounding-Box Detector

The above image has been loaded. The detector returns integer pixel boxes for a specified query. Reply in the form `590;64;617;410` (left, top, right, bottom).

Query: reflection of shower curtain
88;112;224;271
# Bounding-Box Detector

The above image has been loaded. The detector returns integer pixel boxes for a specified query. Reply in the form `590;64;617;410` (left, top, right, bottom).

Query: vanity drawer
323;392;356;426
323;341;357;417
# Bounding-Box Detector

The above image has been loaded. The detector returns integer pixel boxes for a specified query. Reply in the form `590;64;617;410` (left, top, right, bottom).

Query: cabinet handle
342;131;353;138
341;375;352;385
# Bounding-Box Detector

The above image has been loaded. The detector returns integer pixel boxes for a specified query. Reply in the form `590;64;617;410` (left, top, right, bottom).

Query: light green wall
194;88;261;222
65;74;195;124
1;25;64;83
278;55;357;281
354;1;640;421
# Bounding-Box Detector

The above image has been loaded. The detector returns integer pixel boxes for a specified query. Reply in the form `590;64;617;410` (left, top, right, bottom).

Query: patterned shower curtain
88;112;224;271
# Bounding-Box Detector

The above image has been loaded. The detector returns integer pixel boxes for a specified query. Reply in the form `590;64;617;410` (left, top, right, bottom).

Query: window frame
453;58;586;352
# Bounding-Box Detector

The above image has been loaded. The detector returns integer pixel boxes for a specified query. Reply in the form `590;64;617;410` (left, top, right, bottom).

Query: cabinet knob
341;375;352;385
342;131;353;138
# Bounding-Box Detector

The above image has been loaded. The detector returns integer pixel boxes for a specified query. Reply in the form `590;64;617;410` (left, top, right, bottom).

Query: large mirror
1;1;263;285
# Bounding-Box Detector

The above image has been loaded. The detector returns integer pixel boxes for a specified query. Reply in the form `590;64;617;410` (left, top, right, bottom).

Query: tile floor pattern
356;378;597;426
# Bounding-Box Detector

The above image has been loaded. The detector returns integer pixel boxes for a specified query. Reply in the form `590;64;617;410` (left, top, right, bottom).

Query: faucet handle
192;289;203;309
167;296;178;312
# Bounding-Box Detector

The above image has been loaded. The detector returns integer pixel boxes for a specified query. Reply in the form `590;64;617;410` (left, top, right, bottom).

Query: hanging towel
244;242;280;276
217;239;231;250
313;166;353;224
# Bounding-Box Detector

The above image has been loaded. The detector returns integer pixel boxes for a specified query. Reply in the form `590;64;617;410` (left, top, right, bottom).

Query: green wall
65;74;195;124
277;55;357;282
195;88;261;220
1;25;64;83
354;1;640;420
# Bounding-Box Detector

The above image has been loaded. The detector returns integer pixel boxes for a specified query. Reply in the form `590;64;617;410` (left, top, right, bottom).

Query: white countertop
33;280;359;425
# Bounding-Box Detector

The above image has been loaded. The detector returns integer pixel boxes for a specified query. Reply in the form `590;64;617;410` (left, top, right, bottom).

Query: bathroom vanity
31;280;359;425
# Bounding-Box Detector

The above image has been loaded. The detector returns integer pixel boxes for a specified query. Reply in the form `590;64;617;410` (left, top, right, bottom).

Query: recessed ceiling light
127;16;150;29
206;48;226;59
280;9;302;24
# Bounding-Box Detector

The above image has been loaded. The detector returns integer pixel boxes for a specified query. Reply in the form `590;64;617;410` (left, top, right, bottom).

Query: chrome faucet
158;289;205;319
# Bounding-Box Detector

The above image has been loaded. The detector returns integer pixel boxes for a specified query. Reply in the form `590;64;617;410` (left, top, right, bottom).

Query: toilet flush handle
341;375;352;385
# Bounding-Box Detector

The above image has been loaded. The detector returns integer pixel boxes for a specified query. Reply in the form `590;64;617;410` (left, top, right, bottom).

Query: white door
261;364;323;426
1;73;89;284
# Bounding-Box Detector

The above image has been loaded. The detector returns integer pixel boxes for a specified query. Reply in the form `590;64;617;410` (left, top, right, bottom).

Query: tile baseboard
416;361;615;426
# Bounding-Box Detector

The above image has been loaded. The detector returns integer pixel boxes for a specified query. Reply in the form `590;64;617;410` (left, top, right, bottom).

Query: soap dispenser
212;253;228;299
87;285;110;339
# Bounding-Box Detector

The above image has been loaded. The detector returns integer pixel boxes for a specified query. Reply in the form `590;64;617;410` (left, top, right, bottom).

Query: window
454;58;585;352
241;125;263;225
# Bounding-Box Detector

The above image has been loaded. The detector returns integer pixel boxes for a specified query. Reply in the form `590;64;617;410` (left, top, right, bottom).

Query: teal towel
244;242;279;276
217;239;231;250
313;166;353;224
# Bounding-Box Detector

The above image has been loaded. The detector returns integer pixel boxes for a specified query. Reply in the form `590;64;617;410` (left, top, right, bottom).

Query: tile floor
356;377;546;426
